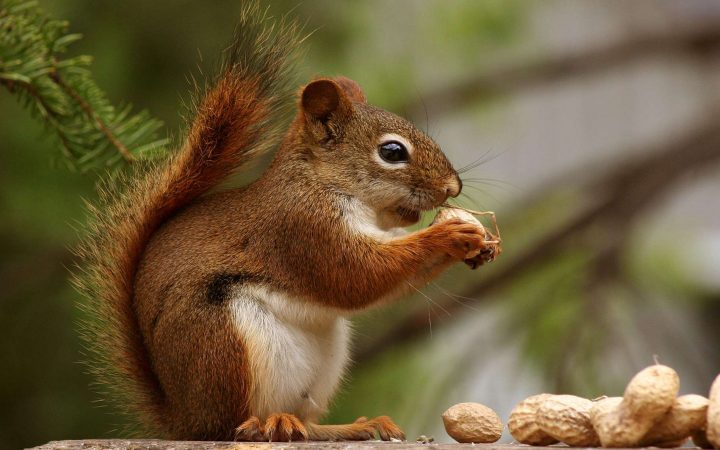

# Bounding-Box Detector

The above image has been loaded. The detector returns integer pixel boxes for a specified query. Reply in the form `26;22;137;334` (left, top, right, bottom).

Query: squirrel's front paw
364;415;406;441
430;218;487;262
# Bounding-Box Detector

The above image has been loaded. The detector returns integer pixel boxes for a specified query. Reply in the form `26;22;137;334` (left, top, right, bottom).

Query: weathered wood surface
28;441;700;450
26;441;552;450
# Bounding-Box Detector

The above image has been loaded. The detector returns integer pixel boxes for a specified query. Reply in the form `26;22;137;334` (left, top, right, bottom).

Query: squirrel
75;3;495;443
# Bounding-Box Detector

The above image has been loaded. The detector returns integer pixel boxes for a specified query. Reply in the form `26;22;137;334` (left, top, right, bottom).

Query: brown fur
77;5;486;443
75;3;300;439
132;77;482;440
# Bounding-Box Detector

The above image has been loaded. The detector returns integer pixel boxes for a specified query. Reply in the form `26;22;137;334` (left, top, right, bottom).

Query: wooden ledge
31;441;697;450
28;441;538;450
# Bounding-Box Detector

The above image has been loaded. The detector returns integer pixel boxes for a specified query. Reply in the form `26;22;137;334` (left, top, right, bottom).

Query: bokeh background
2;1;720;449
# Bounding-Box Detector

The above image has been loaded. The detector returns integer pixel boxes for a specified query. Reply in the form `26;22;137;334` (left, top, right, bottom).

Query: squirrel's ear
334;76;366;103
301;78;352;123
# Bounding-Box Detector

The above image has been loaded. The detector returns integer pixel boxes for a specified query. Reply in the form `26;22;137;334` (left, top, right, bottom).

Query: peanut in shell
507;393;559;446
432;207;501;267
442;402;503;444
639;394;709;446
590;397;629;447
536;394;600;447
623;365;680;417
590;365;680;447
432;208;486;258
708;374;720;448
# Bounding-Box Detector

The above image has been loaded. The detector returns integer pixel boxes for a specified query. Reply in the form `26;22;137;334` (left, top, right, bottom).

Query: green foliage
0;0;168;172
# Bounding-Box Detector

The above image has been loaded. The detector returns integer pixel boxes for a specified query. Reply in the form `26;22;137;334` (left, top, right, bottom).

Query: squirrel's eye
378;141;409;163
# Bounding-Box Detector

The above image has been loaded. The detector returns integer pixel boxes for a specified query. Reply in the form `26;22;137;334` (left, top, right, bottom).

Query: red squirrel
75;4;494;442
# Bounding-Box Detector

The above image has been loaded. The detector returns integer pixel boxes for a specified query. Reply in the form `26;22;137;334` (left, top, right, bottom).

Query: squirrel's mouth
392;189;443;226
395;206;421;224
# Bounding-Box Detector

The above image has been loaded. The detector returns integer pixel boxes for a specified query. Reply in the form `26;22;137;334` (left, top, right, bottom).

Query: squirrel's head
292;77;461;227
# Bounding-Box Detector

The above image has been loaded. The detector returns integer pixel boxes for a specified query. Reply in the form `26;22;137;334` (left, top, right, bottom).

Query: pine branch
50;71;135;162
0;0;169;172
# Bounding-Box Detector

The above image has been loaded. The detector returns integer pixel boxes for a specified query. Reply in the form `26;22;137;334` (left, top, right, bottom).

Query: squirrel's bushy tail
73;4;301;435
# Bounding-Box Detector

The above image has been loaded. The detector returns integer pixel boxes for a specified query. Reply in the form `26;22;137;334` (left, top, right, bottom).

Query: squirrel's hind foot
235;416;265;441
235;414;405;442
235;413;308;442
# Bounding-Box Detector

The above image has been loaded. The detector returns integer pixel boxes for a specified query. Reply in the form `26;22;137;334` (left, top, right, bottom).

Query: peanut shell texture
432;207;502;267
442;402;503;443
432;208;486;258
708;374;720;448
640;394;709;446
536;394;600;447
507;393;559;446
591;365;679;447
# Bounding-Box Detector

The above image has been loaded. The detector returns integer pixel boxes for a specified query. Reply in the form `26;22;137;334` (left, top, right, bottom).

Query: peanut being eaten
432;207;501;268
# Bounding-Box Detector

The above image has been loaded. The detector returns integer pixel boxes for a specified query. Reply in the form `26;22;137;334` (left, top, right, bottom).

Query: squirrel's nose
444;175;462;198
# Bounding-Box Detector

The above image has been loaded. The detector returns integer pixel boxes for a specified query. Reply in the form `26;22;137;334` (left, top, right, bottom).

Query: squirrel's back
73;4;301;436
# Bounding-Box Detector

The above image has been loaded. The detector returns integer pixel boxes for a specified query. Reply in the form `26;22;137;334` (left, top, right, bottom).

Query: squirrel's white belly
229;284;351;421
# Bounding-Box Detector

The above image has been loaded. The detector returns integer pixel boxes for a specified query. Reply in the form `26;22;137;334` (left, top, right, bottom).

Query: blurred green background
2;1;720;449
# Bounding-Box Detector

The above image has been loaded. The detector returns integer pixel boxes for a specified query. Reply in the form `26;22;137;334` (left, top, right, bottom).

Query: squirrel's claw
264;413;309;442
236;413;309;442
367;415;406;441
464;245;498;269
235;416;265;441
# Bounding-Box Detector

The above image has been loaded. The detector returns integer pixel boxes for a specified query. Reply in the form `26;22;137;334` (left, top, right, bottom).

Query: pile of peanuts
441;365;719;447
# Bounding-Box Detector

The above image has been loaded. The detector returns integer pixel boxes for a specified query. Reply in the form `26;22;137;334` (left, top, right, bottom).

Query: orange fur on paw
305;419;376;441
428;219;488;261
235;416;265;441
345;418;377;440
264;413;309;442
367;415;405;441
